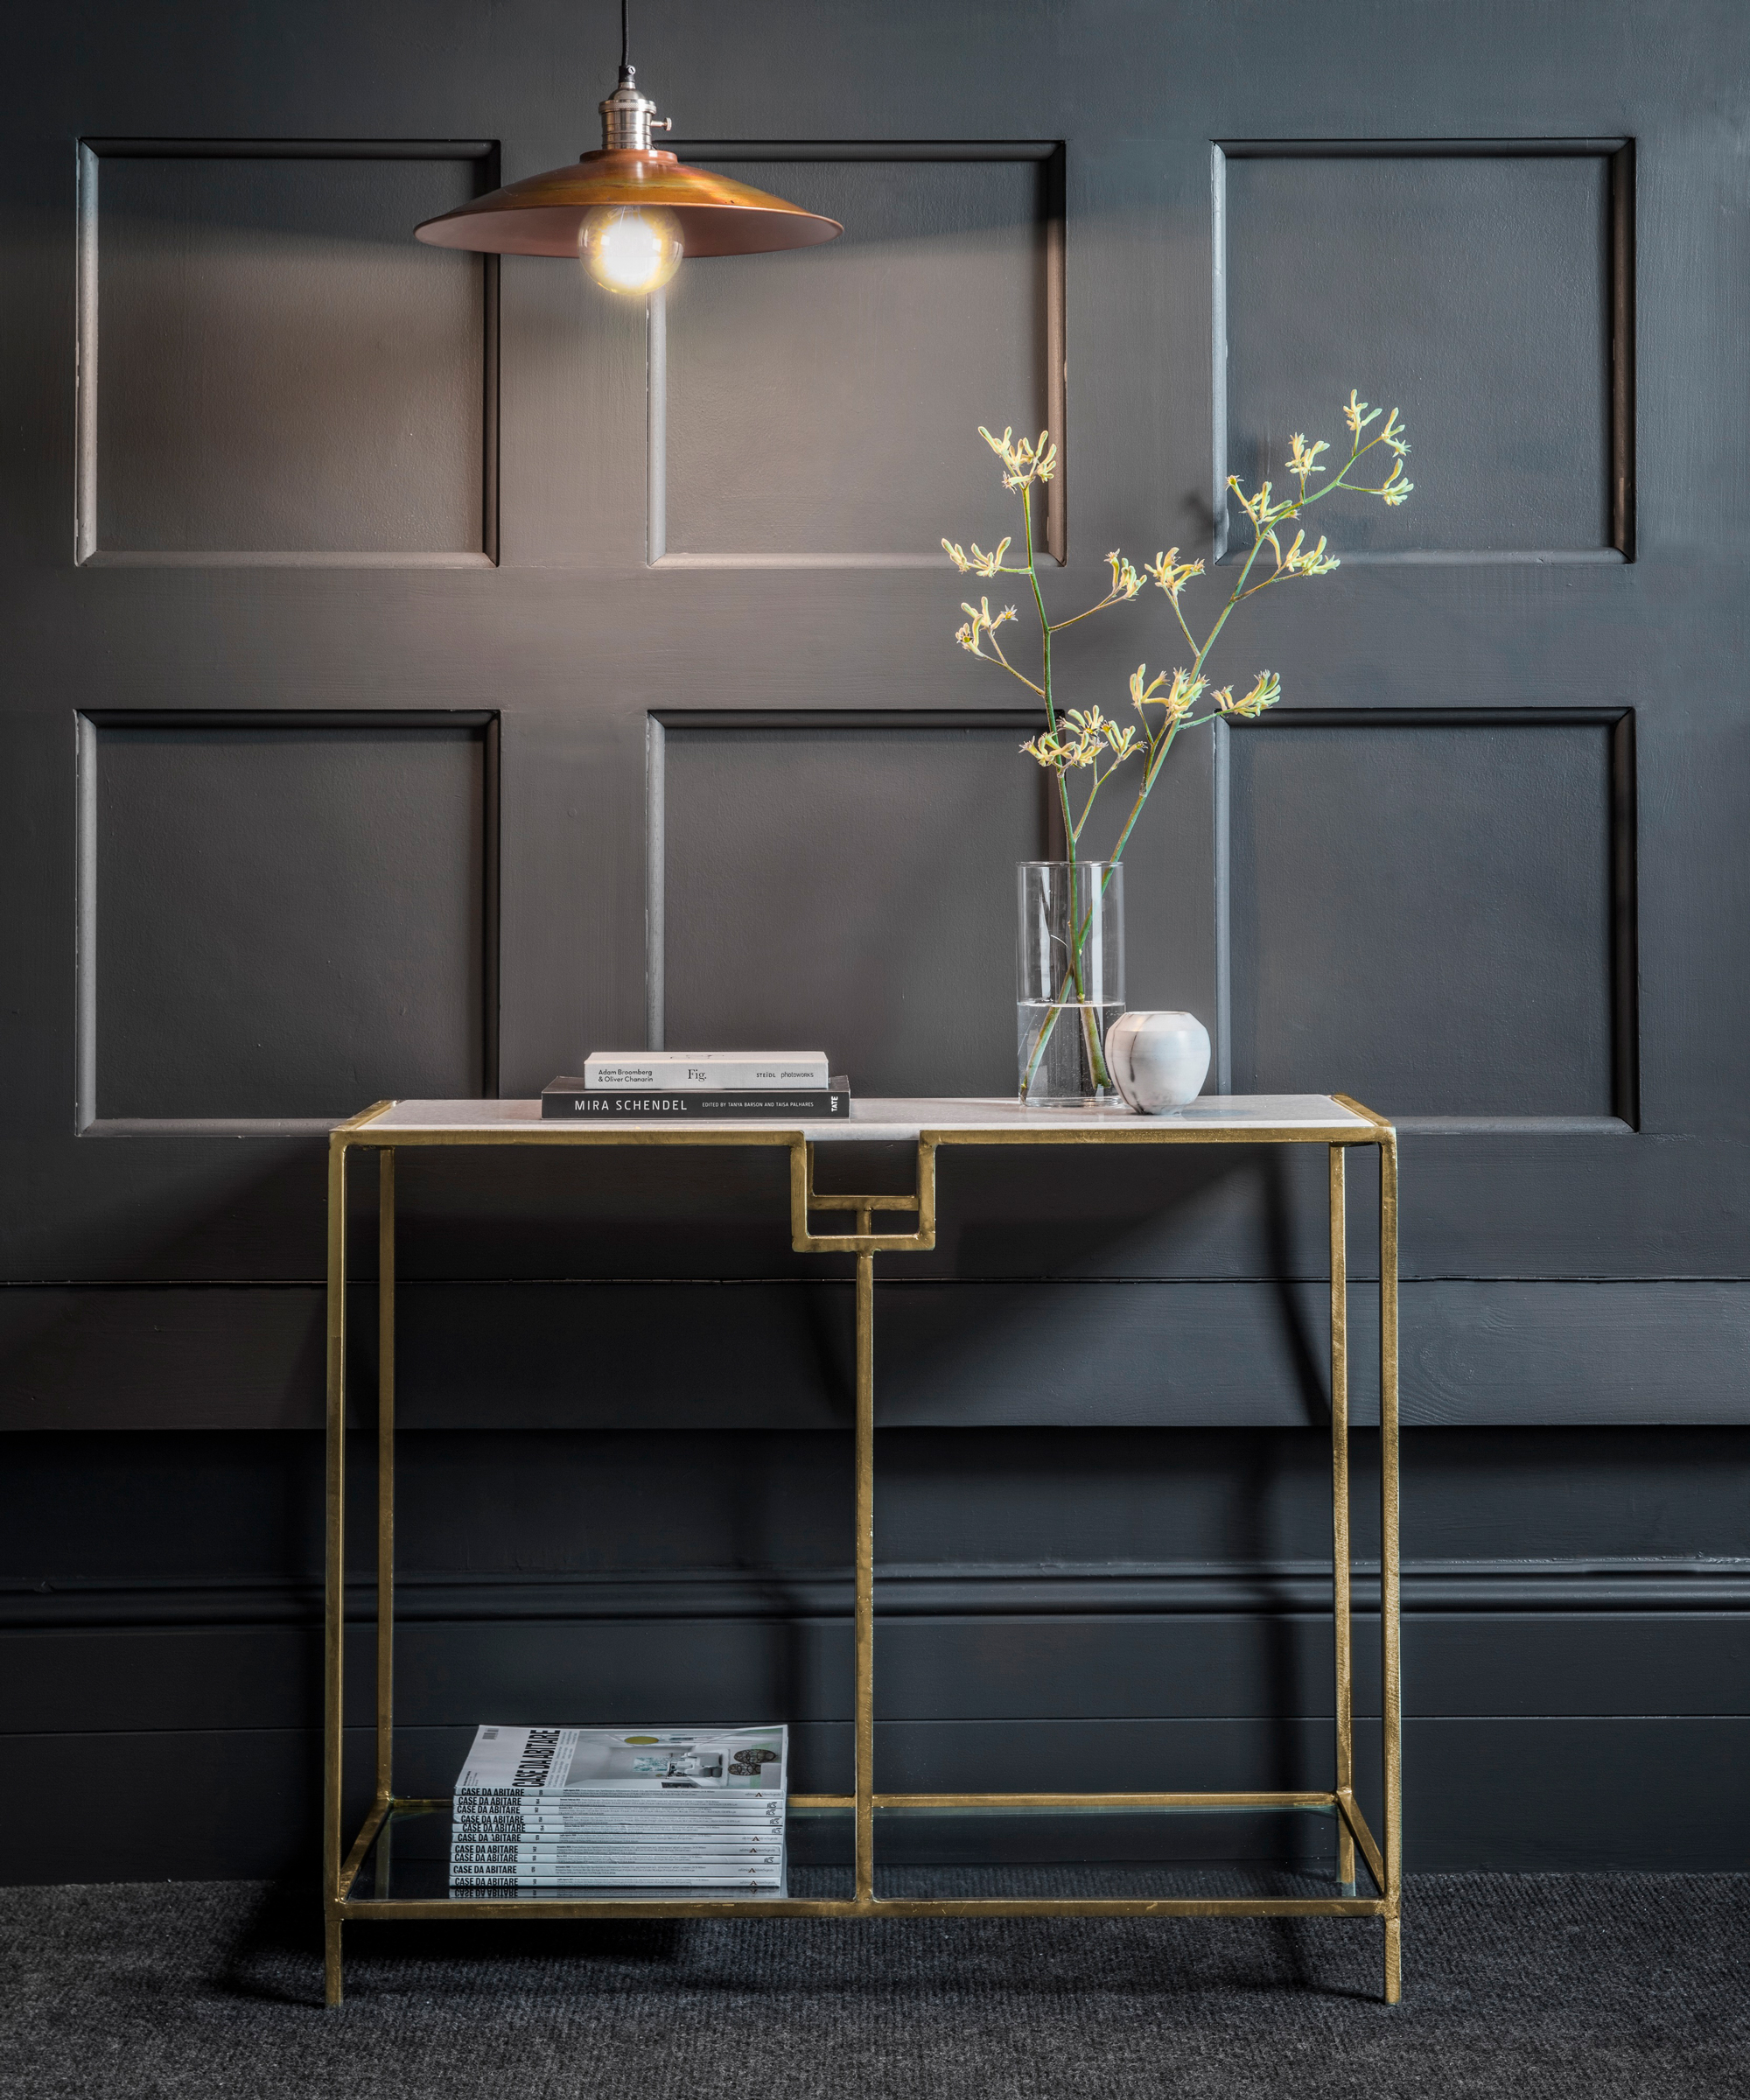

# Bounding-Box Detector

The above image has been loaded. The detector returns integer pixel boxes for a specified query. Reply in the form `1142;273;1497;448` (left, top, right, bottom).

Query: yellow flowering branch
942;392;1416;1097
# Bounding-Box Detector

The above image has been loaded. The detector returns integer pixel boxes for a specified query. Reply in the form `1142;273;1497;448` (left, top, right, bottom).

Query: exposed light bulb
579;204;683;294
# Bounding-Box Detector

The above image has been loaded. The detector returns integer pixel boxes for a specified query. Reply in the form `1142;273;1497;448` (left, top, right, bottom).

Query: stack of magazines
447;1724;788;1890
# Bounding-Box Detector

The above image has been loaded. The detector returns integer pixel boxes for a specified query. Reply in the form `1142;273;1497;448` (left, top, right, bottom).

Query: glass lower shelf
347;1803;1376;1907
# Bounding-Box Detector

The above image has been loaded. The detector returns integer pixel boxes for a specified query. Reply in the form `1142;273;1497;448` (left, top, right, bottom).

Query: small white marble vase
1104;1011;1211;1114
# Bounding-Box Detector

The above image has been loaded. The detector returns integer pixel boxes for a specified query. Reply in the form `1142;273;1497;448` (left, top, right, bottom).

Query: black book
542;1077;850;1120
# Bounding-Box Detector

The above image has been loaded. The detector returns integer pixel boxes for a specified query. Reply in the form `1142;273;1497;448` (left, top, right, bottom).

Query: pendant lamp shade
414;17;841;281
415;149;842;258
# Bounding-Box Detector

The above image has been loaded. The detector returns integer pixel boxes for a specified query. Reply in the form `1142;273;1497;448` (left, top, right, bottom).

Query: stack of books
447;1724;788;1890
542;1050;850;1120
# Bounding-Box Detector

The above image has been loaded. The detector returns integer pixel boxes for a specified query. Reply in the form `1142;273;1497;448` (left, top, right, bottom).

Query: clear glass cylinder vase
1016;859;1125;1105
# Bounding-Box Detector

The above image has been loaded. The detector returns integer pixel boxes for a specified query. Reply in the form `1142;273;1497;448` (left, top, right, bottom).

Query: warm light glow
578;204;683;293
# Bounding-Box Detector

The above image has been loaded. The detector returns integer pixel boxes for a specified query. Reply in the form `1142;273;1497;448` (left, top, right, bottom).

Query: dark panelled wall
3;0;1748;1880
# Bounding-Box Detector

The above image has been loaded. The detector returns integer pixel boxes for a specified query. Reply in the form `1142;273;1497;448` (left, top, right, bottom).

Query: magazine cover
454;1725;788;1796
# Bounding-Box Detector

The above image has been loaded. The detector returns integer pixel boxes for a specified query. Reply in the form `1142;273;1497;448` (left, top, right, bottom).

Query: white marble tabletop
356;1095;1382;1142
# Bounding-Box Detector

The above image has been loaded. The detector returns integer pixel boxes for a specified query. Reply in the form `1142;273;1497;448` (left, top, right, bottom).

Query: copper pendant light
413;0;841;291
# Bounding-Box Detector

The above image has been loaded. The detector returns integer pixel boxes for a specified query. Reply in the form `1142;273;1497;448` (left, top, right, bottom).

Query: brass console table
323;1094;1400;2004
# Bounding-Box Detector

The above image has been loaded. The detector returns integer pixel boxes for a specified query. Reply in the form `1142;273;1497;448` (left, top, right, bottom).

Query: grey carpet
3;1872;1746;2098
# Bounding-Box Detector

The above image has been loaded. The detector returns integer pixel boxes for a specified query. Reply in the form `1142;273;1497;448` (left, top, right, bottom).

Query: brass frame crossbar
323;1096;1401;2004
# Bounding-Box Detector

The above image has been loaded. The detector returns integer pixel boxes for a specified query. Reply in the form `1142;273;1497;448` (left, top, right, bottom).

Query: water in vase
1017;999;1126;1106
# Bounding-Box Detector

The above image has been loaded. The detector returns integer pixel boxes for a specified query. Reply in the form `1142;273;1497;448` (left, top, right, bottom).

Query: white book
452;1804;782;1819
449;1814;777;1830
453;1823;781;1839
452;1831;784;1847
452;1867;784;1880
452;1822;782;1838
453;1831;780;1846
454;1725;788;1800
453;1793;785;1807
452;1793;786;1811
453;1807;784;1825
582;1052;829;1091
456;1860;776;1874
453;1800;785;1815
451;1848;785;1864
453;1866;785;1878
451;1829;783;1845
447;1881;781;1898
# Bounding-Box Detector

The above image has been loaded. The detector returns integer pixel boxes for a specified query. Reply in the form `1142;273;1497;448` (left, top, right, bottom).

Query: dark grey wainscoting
5;1693;1747;1884
10;1132;1750;1290
10;1426;1750;1581
10;0;1750;1895
7;1278;1750;1431
4;1428;1748;1882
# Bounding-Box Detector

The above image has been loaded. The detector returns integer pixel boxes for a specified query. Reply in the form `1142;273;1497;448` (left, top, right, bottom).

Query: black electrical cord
620;0;631;75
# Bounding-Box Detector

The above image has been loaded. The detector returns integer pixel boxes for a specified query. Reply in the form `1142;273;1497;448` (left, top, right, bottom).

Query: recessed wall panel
87;714;493;1120
83;144;494;560
1221;147;1623;556
1228;715;1625;1116
661;153;1058;561
661;717;1046;1096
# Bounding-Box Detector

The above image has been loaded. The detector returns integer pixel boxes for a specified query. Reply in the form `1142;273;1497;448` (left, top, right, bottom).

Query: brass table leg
853;1207;877;1909
790;1144;933;1913
323;1136;350;2008
1329;1145;1355;1897
376;1152;396;1816
1379;1133;1403;2004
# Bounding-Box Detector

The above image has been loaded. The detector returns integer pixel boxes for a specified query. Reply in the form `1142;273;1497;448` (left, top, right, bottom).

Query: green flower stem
1022;486;1079;872
1101;493;1284;874
1017;472;1113;1100
1019;945;1110;1102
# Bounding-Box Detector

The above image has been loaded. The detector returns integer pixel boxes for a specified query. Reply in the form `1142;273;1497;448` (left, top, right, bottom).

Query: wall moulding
75;137;501;568
648;142;1066;570
74;709;500;1135
645;707;1051;1087
10;1558;1749;1634
1212;137;1634;564
1217;707;1637;1129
